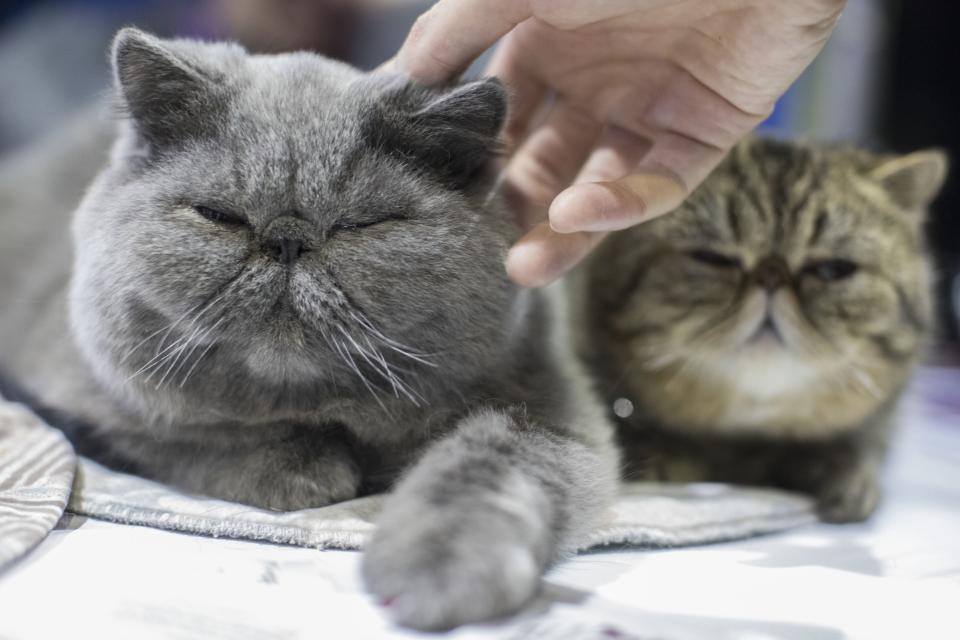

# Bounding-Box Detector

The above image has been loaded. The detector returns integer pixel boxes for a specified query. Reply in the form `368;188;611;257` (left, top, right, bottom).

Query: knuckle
615;183;648;220
516;154;569;205
405;10;461;77
407;12;434;46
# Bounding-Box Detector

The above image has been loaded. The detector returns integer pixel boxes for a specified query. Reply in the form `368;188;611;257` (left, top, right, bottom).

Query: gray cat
0;29;617;630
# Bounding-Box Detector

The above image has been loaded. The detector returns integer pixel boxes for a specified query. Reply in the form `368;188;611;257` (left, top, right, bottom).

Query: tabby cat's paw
816;466;880;523
361;522;541;631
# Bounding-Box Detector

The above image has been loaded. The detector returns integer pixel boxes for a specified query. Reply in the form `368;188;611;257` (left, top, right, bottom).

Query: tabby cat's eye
805;258;858;282
193;205;247;227
688;249;742;269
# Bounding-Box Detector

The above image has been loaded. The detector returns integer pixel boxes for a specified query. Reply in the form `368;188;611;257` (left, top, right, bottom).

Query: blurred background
0;0;957;359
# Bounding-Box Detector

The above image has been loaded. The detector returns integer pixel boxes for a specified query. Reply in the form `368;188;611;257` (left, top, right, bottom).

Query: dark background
877;2;960;355
1;0;957;353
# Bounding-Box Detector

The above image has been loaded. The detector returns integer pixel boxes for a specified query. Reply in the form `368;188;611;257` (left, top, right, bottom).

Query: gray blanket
0;396;815;571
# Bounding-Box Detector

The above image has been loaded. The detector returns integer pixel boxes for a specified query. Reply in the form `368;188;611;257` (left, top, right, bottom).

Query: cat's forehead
187;55;392;211
663;139;893;254
227;54;367;145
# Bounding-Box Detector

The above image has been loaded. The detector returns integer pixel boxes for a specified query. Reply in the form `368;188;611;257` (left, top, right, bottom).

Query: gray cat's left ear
411;78;508;186
869;150;949;210
414;79;508;141
111;28;219;147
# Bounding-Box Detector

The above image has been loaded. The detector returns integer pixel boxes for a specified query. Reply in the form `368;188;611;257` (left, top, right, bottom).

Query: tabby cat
0;29;617;630
570;137;946;522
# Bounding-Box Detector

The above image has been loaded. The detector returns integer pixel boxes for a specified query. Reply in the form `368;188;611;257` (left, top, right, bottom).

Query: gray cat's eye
805;259;858;282
194;205;247;227
332;214;407;234
688;249;742;269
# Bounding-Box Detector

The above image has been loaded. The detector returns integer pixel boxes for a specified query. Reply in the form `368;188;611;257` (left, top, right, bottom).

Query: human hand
390;0;846;286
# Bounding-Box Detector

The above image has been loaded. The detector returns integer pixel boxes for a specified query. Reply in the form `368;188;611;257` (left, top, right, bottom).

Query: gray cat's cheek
141;245;248;307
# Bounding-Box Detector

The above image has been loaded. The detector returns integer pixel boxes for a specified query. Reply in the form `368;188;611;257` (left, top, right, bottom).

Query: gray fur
0;29;617;630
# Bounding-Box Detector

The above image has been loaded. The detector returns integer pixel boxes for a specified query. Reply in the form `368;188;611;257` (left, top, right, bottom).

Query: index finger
394;0;534;84
550;133;726;234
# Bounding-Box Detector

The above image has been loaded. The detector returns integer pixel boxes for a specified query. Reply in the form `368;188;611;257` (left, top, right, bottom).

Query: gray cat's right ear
111;28;217;147
869;150;949;210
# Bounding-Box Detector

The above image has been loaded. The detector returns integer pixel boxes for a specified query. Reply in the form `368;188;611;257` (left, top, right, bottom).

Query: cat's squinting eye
193;205;247;227
332;214;407;233
803;258;859;282
804;259;858;282
687;249;742;269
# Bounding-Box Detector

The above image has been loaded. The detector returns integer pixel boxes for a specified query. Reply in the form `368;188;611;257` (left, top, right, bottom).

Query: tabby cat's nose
265;237;304;265
753;256;790;291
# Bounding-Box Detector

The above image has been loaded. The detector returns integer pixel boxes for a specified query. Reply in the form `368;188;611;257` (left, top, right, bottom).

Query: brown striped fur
570;137;947;521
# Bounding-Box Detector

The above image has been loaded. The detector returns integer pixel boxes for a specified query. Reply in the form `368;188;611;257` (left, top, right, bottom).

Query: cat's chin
710;345;820;399
240;339;329;384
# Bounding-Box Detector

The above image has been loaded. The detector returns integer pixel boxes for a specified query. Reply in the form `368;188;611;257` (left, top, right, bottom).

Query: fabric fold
0;398;76;570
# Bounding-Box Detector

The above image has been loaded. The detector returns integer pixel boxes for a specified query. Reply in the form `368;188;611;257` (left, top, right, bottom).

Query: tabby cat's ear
111;28;220;148
869;150;949;210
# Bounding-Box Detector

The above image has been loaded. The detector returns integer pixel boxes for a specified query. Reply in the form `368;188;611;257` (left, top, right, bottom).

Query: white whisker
362;333;426;405
128;291;228;383
155;320;211;389
329;336;389;414
177;317;228;388
349;311;438;365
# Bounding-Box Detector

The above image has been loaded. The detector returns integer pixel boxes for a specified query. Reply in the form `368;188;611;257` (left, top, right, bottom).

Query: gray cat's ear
869;150;949;210
412;78;508;186
368;77;508;187
111;28;218;147
414;78;508;141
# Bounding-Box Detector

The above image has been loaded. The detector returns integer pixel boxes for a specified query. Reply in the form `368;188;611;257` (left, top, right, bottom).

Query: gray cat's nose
753;256;790;291
264;237;305;265
261;215;312;265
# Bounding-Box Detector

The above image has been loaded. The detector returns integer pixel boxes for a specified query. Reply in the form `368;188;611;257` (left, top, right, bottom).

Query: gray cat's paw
362;521;541;631
259;453;360;511
226;439;361;512
816;466;880;523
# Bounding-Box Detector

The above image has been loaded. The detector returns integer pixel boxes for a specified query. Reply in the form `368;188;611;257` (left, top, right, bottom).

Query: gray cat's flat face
70;30;514;418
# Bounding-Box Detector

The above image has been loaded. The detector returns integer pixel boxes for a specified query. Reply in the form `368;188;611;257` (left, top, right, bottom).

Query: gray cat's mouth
266;297;307;336
269;291;296;316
